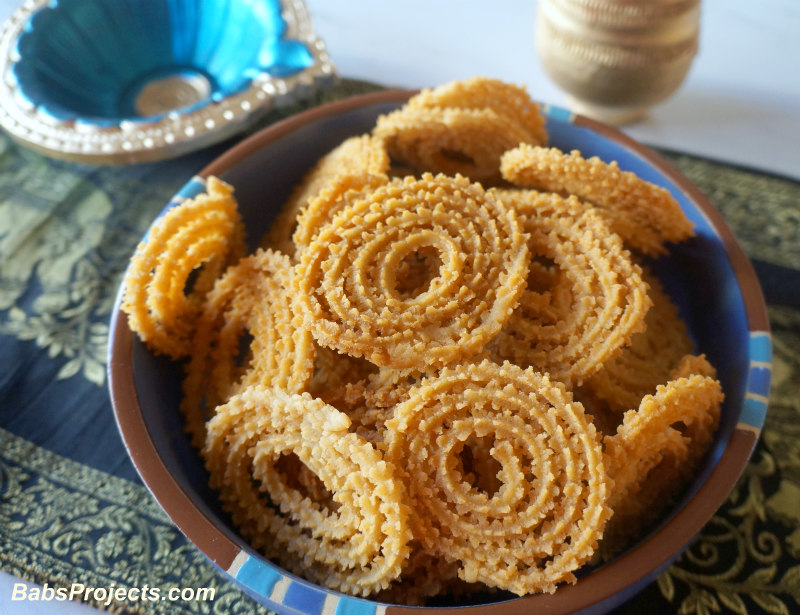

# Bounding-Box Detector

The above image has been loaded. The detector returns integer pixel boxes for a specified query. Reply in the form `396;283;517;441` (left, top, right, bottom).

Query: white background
304;0;800;180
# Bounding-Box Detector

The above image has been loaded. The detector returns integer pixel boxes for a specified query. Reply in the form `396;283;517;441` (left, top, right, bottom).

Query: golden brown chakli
121;76;723;603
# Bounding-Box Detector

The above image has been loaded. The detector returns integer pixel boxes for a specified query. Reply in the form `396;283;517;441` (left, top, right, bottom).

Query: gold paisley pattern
0;426;269;615
0;136;176;386
0;80;798;614
659;305;800;615
666;153;800;270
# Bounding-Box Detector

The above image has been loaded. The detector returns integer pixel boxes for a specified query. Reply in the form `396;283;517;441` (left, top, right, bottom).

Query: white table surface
303;0;800;181
1;0;798;613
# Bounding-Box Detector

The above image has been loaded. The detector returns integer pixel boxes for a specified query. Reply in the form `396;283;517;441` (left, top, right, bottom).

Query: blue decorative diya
0;0;336;163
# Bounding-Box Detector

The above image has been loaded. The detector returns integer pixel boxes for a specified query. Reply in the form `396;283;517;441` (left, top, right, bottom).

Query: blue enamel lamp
0;0;336;163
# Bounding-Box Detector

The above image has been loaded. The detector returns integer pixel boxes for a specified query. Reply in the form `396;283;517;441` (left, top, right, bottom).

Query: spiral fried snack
204;386;412;595
362;367;430;412
308;344;379;400
586;270;694;411
374;548;463;606
292;172;389;255
332;367;436;445
489;189;651;385
122;76;730;602
500;145;695;255
670;352;718;380
263;136;390;257
384;360;611;596
601;368;723;556
373;106;539;184
407;76;549;147
295;173;529;369
180;249;315;446
121;177;245;358
306;344;384;441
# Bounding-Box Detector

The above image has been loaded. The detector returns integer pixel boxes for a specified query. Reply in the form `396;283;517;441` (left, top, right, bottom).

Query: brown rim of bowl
108;90;768;615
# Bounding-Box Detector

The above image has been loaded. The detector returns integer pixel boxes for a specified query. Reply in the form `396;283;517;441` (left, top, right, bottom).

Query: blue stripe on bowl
234;555;283;598
334;595;380;615
172;176;207;203
741;397;768;433
140;176;207;241
747;365;771;399
229;553;383;615
283;581;327;614
738;331;772;433
541;104;574;124
748;332;772;364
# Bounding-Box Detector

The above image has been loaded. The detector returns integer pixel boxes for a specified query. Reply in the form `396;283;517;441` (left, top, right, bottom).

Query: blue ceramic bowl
108;91;772;615
0;0;335;163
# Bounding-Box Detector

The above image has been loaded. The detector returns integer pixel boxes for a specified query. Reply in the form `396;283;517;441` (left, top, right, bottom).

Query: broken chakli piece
120;76;724;604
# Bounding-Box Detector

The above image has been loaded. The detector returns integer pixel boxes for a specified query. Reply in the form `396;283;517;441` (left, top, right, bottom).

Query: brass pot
536;0;700;124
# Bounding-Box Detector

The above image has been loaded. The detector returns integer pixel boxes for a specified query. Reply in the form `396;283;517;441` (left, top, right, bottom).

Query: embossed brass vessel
536;0;700;124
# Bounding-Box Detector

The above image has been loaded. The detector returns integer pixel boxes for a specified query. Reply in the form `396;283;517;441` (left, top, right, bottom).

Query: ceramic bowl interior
12;0;313;122
108;91;771;615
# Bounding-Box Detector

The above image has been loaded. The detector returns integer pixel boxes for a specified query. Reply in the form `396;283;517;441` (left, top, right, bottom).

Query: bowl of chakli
108;77;771;614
